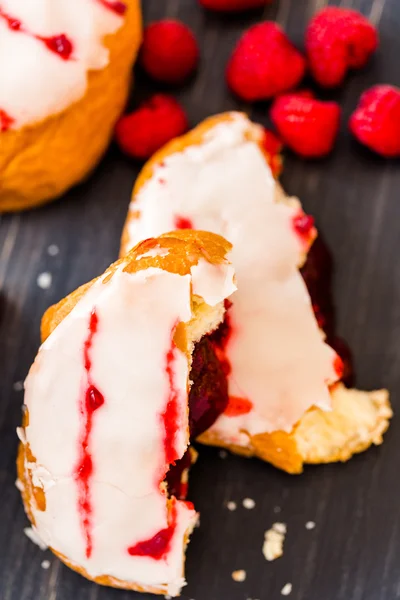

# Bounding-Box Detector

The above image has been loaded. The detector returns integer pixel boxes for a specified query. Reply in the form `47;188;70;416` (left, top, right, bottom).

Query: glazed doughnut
121;112;391;474
17;230;236;595
0;0;141;212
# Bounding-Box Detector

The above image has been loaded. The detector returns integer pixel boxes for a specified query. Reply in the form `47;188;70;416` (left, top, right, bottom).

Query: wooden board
1;1;399;599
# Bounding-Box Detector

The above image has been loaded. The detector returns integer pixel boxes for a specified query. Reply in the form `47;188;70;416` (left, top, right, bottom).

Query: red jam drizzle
0;7;73;60
96;0;127;15
292;212;315;247
75;310;104;559
174;216;194;230
0;109;14;132
224;396;253;417
162;331;181;466
128;499;177;560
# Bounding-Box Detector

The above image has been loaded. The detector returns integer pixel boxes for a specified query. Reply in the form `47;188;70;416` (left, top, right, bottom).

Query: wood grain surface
1;1;399;599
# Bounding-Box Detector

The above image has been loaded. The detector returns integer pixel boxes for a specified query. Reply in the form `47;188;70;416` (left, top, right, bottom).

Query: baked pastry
17;230;236;595
0;0;141;212
121;112;391;474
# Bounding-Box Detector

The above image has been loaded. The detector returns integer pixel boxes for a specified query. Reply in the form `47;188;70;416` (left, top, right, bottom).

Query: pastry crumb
227;501;237;511
13;381;24;392
273;505;281;513
47;244;59;256
232;569;246;582
243;497;256;509
305;521;316;530
37;272;52;290
263;522;287;561
281;583;292;596
41;560;50;570
219;450;228;459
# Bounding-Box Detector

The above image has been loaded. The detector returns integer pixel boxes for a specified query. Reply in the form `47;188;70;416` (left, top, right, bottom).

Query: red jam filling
162;335;181;465
300;236;353;385
0;7;74;60
96;0;127;15
75;310;105;559
166;304;234;500
224;396;253;416
292;212;316;247
128;498;177;560
174;216;194;230
0;109;14;132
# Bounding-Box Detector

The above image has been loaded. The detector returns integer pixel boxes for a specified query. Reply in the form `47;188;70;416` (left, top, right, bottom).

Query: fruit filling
166;316;231;499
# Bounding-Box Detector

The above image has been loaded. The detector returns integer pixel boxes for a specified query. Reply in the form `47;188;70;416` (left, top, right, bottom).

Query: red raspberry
349;85;400;157
140;20;199;84
115;95;188;160
226;22;306;101
200;0;270;11
270;91;340;158
306;7;378;88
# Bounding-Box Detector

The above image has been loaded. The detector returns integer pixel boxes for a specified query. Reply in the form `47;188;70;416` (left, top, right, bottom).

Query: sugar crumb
232;569;246;582
13;381;24;392
273;505;281;513
263;522;287;561
219;450;228;459
305;521;316;530
37;272;52;290
281;583;292;596
243;498;256;509
41;560;50;570
47;244;59;256
227;501;237;511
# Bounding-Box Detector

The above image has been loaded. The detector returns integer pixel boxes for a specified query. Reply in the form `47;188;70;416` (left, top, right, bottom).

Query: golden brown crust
198;383;392;474
120;112;270;257
0;0;141;212
41;230;232;343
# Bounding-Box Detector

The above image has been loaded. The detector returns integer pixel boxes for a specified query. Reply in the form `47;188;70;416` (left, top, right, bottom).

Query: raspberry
200;0;270;11
140;20;199;84
115;95;188;160
226;22;306;101
349;85;400;157
270;91;340;158
306;7;378;88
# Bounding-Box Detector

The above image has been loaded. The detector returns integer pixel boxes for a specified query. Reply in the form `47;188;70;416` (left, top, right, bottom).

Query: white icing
0;0;125;129
125;113;339;439
22;257;234;593
190;259;237;307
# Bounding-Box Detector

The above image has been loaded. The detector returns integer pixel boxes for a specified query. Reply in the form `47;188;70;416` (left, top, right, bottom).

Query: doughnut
0;0;141;211
17;230;236;595
120;112;391;474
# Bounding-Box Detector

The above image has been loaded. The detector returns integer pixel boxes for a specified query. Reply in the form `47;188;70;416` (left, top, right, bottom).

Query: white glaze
22;257;235;594
0;0;124;130
125;113;339;441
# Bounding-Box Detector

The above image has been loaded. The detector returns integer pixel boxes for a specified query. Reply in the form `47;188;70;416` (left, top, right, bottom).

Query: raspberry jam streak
96;0;127;15
75;310;104;559
128;499;177;560
162;331;181;465
0;109;14;132
0;6;74;60
174;216;194;230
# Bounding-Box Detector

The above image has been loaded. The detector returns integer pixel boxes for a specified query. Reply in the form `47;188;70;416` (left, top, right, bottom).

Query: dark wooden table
1;1;400;599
